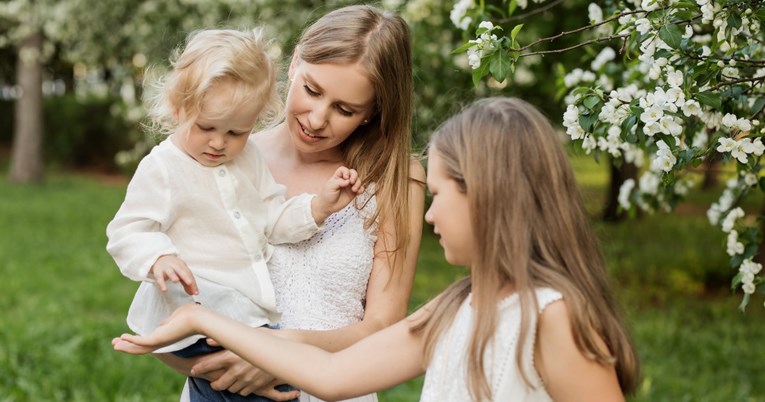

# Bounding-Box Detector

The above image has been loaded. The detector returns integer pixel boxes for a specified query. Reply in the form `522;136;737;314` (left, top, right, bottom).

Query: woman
155;5;425;401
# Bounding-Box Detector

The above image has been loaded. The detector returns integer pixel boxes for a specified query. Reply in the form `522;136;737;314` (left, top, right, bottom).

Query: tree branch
500;0;565;23
515;8;654;52
519;33;632;58
711;76;765;91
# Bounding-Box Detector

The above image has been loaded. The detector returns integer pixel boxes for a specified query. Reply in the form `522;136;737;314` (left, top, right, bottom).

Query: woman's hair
145;28;282;137
295;5;414;270
412;97;640;400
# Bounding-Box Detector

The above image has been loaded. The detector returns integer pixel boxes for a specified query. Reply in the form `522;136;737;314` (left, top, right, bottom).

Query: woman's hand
191;347;299;400
113;303;205;354
191;348;275;393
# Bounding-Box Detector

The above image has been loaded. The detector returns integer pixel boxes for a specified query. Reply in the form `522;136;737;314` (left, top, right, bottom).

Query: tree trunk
701;153;721;190
8;31;45;183
602;159;638;222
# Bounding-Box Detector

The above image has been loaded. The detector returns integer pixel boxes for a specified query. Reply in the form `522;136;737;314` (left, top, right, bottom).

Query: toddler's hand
311;166;364;224
150;255;199;295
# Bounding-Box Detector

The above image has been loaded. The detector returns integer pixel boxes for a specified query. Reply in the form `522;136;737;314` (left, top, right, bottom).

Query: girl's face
285;57;376;158
425;152;474;266
173;81;258;167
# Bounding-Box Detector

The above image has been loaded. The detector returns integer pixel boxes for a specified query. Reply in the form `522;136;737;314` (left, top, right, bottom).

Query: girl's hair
145;28;282;137
413;97;640;400
295;5;414;270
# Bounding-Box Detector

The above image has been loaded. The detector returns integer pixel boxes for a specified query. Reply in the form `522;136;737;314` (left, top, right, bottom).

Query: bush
0;95;141;173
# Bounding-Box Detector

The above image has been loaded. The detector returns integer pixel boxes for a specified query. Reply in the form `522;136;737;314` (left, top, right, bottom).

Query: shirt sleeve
106;153;178;281
247;142;321;244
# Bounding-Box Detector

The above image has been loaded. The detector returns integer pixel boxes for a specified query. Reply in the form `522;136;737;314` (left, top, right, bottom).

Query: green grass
1;161;764;401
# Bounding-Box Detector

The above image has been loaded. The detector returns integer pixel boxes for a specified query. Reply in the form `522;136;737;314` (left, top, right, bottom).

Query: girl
106;28;363;401
114;96;640;401
153;6;425;402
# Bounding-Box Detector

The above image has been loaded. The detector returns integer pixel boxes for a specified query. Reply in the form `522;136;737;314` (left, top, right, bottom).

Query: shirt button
253;254;262;262
218;169;226;177
233;211;241;219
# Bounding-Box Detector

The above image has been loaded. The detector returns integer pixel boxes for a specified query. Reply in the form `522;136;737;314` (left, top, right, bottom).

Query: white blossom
727;230;745;256
619;178;636;209
721;207;745;233
588;3;603;24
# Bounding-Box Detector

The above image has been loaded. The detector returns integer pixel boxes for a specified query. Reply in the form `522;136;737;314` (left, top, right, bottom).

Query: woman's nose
307;103;329;130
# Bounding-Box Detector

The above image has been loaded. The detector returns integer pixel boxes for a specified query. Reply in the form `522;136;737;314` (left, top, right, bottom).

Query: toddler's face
174;81;259;167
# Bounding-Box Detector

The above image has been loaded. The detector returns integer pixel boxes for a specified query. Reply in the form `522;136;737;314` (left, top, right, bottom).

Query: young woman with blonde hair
115;96;640;401
149;5;425;402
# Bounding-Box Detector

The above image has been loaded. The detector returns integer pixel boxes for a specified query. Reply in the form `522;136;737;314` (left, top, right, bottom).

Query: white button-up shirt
107;138;319;352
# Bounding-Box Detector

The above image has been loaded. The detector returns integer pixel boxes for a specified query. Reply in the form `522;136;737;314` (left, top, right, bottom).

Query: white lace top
270;188;378;331
420;288;562;402
270;189;379;402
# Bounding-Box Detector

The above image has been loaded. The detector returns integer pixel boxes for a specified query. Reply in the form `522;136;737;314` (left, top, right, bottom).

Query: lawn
0;157;763;401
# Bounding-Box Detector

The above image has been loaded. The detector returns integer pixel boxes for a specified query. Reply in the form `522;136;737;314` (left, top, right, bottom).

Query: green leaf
696;91;722;109
508;0;517;17
451;42;475;55
658;24;683;49
579;113;599;132
727;13;742;30
472;61;490;87
583;95;600;109
489;52;511;83
510;24;523;41
739;292;750;312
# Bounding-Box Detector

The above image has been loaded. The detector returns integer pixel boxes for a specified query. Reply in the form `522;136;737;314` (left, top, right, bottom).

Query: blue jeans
188;378;298;402
177;338;298;402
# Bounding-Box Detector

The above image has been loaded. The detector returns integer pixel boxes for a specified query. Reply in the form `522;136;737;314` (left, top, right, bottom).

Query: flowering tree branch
450;0;765;310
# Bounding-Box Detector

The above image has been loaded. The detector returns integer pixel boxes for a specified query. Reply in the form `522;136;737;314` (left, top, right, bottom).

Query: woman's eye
336;106;353;117
303;85;319;97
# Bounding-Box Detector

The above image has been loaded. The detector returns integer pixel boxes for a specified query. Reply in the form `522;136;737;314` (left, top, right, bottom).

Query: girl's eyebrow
303;72;371;109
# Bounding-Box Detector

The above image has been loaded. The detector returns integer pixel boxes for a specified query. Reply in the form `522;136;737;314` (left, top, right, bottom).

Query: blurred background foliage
0;0;594;171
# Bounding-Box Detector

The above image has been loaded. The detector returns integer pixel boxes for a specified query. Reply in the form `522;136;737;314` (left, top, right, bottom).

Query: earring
362;119;369;125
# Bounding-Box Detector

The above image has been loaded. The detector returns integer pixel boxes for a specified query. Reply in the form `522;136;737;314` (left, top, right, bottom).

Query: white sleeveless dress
419;288;562;402
269;189;379;402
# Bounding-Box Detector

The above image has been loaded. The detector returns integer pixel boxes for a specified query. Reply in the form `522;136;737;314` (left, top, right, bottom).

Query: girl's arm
535;300;625;402
115;304;427;401
186;161;426;394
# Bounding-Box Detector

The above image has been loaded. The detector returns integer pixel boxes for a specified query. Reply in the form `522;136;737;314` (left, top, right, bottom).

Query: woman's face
285;57;376;157
424;152;474;267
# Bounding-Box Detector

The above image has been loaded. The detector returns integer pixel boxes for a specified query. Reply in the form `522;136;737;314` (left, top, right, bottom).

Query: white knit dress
419;288;562;402
269;189;379;402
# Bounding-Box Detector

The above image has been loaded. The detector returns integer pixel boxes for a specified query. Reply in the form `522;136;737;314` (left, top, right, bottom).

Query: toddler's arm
107;154;178;282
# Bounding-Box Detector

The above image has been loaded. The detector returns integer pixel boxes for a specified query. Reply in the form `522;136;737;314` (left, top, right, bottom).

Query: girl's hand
311;166;364;223
151;255;199;296
112;303;204;354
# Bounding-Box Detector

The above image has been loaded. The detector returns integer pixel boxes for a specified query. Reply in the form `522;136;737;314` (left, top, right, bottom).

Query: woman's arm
115;304;427;401
535;300;625;402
